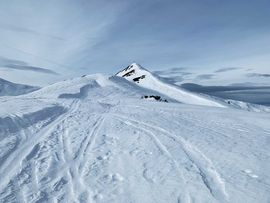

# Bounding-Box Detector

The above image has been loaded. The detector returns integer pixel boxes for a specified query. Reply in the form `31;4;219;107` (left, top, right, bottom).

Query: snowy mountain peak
116;64;225;107
129;62;143;69
115;63;146;82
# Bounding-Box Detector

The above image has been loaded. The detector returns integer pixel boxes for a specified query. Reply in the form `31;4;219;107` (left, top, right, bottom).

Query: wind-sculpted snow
0;72;270;203
0;105;66;136
58;81;100;99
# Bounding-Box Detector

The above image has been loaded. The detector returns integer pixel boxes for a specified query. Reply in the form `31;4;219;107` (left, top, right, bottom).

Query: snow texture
0;64;270;203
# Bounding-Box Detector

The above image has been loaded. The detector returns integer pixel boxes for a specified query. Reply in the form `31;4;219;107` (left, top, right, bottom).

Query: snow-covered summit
115;63;145;80
116;63;225;107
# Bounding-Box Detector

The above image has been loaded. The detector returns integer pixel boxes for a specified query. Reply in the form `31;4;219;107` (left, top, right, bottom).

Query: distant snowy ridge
0;78;39;96
116;63;270;112
223;99;270;113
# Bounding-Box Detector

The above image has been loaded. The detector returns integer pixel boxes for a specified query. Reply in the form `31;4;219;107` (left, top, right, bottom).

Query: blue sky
0;0;269;85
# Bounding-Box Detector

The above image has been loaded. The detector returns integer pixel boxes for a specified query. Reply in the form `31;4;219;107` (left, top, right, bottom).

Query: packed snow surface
0;69;270;203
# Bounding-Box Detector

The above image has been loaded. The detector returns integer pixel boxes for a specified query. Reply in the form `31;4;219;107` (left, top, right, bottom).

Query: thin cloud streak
246;73;270;78
4;64;59;75
0;23;64;41
214;67;241;73
196;74;215;80
0;56;59;75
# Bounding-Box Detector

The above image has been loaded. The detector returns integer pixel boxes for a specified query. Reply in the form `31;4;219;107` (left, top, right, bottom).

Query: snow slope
0;72;270;203
116;63;225;107
0;78;39;96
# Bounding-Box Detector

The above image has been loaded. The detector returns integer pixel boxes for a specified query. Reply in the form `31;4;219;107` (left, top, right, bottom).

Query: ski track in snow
0;100;79;201
113;113;228;202
112;115;191;201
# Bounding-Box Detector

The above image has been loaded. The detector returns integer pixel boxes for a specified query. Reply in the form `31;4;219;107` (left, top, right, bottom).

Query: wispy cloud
0;23;64;41
246;68;253;72
0;56;27;66
154;68;192;76
4;64;59;75
246;73;270;78
196;74;215;80
214;67;240;73
0;56;59;75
